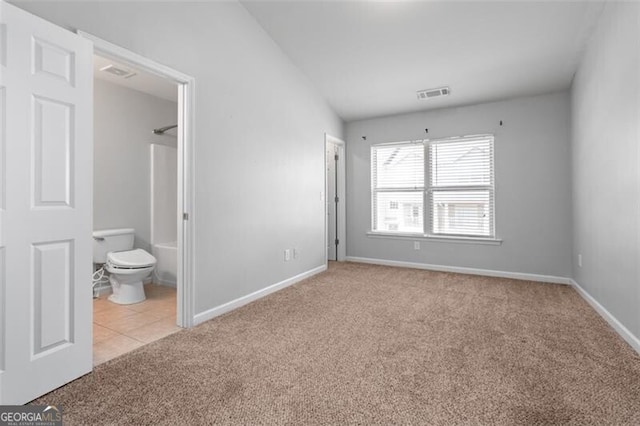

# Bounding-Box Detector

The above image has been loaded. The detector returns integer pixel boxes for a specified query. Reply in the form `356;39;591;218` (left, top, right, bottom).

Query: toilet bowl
105;249;157;305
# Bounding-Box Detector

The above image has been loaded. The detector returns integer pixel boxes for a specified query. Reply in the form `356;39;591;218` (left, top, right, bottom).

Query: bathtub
153;241;177;287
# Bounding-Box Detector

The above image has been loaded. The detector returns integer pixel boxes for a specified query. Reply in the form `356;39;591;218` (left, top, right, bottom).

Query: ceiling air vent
99;64;137;79
416;86;450;100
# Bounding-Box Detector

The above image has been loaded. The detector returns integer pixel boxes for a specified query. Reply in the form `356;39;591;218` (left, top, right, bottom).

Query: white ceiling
93;55;178;103
242;1;604;122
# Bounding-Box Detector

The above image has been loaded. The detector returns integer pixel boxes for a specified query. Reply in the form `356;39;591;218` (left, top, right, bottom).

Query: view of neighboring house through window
371;143;424;233
371;135;495;238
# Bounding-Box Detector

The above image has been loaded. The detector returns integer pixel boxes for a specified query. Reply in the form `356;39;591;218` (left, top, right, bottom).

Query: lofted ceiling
242;1;604;122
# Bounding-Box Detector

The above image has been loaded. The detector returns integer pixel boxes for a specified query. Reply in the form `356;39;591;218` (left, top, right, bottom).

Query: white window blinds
429;137;494;237
371;135;495;239
372;144;424;189
371;143;424;233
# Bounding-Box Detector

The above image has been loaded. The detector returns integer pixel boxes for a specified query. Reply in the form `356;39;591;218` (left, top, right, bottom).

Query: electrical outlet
414;241;420;250
578;254;582;268
293;248;299;259
284;249;291;262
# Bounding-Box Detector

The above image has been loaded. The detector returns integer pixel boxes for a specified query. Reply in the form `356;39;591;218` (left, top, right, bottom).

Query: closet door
326;142;338;261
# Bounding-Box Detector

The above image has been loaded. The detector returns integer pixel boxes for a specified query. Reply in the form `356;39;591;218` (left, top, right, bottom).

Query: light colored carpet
35;262;640;425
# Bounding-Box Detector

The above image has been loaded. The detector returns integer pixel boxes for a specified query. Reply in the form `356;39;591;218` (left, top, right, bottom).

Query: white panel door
0;2;93;404
326;142;337;261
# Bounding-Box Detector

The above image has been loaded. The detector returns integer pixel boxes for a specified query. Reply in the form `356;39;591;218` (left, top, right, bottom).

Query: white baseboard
193;264;327;326
570;279;640;354
154;278;177;288
345;256;572;285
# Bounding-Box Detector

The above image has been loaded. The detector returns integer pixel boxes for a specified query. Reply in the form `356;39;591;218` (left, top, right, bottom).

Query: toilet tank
93;228;135;264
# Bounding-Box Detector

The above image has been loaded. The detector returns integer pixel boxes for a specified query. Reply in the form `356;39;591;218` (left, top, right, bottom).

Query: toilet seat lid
107;249;156;268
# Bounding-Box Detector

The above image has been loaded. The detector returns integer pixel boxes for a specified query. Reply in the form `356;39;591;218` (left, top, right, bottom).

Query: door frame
78;31;196;328
324;134;346;263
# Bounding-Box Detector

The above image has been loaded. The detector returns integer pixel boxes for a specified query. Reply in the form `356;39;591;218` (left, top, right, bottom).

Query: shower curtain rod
153;124;178;135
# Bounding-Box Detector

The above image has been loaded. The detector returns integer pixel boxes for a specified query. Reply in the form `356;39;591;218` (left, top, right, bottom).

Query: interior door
326;142;337;261
0;2;93;404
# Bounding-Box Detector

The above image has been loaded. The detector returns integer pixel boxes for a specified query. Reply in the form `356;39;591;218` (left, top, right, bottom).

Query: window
371;135;495;239
371;143;424;233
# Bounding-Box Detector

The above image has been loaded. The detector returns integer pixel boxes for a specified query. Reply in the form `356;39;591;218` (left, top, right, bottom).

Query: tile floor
93;284;180;365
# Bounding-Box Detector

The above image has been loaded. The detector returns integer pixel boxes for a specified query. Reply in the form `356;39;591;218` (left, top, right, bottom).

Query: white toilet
93;228;157;305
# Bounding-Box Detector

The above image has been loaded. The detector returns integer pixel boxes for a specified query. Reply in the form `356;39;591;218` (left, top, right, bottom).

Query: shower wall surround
151;144;178;286
94;79;178;251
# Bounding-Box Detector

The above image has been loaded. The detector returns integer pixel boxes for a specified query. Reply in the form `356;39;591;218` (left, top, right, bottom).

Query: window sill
366;231;503;245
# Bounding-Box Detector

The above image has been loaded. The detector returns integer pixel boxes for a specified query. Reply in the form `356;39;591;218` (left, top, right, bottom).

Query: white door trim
77;31;196;328
325;134;346;263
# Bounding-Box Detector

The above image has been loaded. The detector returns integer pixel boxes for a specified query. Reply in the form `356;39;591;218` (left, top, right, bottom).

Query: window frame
370;134;499;243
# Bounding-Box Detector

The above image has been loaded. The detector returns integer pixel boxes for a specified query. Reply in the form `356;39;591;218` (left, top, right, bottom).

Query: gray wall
346;92;572;278
571;2;640;339
16;2;344;315
94;79;177;252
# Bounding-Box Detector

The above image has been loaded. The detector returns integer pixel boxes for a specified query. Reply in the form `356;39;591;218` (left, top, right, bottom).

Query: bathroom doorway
84;33;195;365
